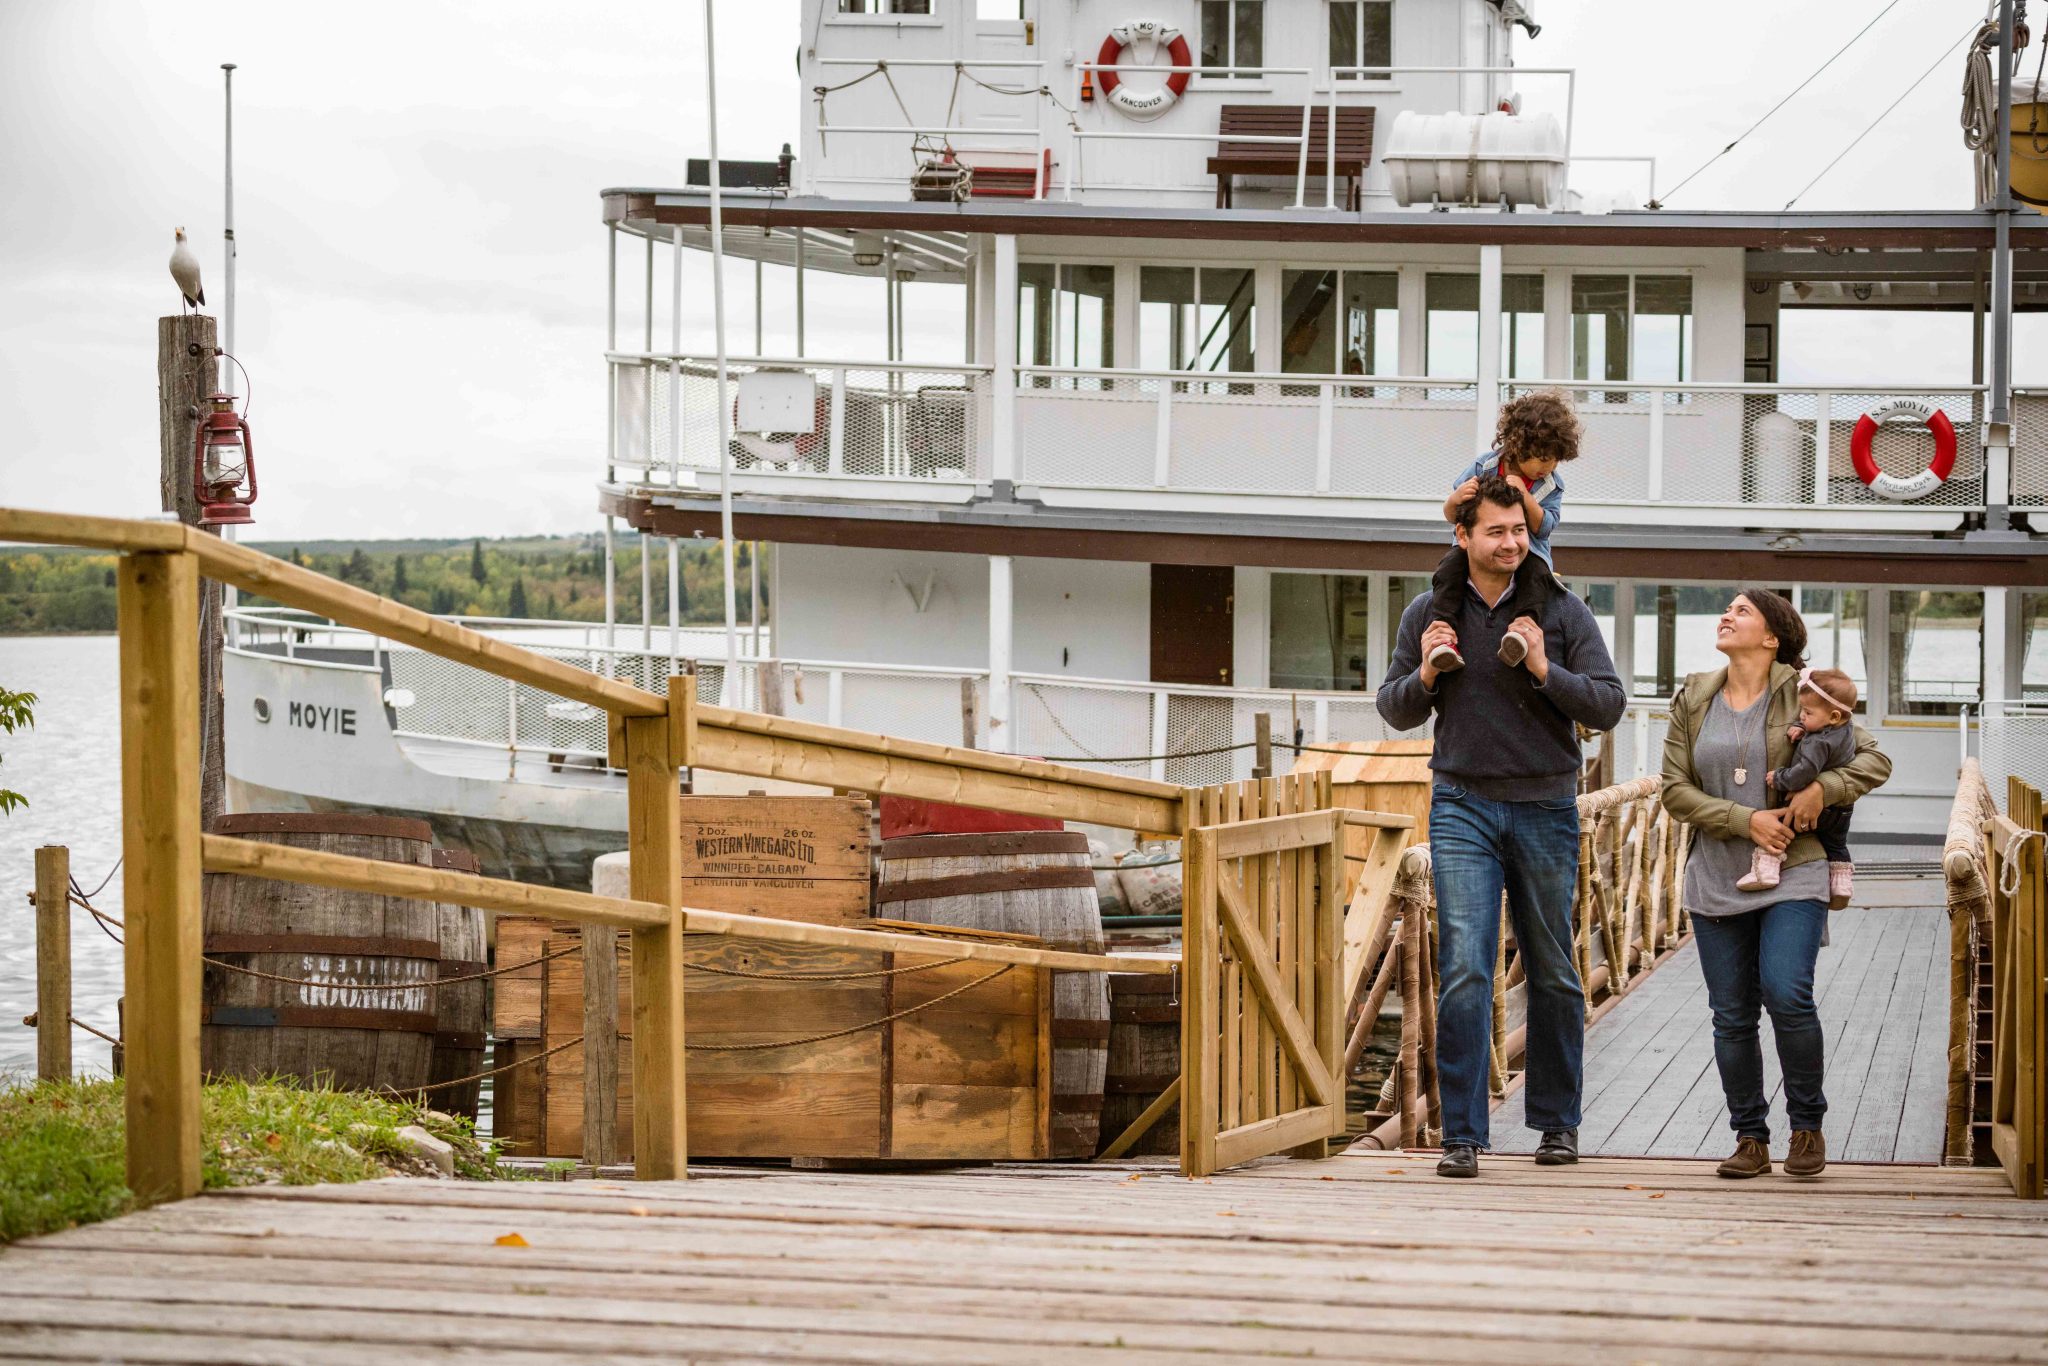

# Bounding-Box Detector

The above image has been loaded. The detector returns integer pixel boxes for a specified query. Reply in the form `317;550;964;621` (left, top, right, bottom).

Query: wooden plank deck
1495;882;1953;1163
0;1152;2041;1362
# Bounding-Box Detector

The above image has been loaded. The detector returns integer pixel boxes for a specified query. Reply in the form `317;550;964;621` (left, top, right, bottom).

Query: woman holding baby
1660;588;1891;1181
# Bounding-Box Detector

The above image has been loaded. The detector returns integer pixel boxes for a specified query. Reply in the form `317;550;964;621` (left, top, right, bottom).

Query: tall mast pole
1992;1;2016;434
220;63;240;618
222;64;237;396
703;0;740;704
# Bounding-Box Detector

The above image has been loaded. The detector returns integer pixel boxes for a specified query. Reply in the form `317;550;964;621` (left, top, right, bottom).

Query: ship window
1280;270;1398;384
1798;587;1870;714
1017;263;1115;386
1200;0;1264;78
838;0;932;13
1270;574;1374;692
1889;589;1981;718
1140;265;1257;387
1572;273;1693;388
1329;1;1393;80
1424;273;1543;383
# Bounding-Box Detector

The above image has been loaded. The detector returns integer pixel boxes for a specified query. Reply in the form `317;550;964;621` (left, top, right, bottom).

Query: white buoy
1382;110;1567;209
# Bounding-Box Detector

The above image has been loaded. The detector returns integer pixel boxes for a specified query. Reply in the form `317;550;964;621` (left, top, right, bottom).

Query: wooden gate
1180;775;1351;1178
1986;778;2047;1199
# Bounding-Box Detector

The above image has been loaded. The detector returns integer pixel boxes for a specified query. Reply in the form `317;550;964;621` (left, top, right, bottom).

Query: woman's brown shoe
1716;1137;1771;1178
1785;1129;1826;1177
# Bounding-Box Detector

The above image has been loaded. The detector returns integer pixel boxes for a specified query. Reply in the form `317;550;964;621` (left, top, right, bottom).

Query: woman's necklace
1730;692;1764;788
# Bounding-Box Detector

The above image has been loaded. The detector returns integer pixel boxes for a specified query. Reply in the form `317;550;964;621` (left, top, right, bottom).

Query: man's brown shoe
1785;1129;1826;1177
1716;1137;1771;1179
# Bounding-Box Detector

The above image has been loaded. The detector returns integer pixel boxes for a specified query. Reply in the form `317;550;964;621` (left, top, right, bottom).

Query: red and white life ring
1849;399;1958;502
1096;21;1192;121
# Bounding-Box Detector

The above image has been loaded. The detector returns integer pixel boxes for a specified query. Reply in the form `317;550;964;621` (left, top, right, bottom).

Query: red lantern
192;388;257;526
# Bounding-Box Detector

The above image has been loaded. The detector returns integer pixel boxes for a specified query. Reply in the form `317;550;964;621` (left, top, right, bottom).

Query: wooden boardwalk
0;1152;2041;1362
1495;883;1952;1163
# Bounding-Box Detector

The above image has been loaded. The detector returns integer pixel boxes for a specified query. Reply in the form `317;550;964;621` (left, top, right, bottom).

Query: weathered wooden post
120;549;204;1206
755;658;785;717
33;845;71;1081
582;921;619;1170
619;675;690;1179
158;314;226;829
1252;713;1273;780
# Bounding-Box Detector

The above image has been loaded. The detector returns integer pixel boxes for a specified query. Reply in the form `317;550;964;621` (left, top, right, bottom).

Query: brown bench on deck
1208;105;1376;210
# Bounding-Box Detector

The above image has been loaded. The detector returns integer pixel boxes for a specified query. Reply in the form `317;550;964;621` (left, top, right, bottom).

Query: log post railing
0;507;1183;1205
1942;758;1997;1166
1984;777;2047;1199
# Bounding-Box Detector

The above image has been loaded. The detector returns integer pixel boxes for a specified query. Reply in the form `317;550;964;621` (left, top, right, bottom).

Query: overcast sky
0;0;2016;540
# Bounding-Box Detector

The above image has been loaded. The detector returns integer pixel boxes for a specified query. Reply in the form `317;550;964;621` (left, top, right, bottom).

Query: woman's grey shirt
1681;692;1828;919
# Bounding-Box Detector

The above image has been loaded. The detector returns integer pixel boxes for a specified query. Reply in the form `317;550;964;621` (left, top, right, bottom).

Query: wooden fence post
582;922;619;1170
625;677;689;1179
34;845;71;1082
1252;713;1272;780
119;550;203;1207
1179;794;1218;1179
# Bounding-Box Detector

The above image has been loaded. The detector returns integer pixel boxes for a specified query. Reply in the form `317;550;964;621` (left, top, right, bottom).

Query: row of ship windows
1019;263;1695;382
1270;579;2006;717
839;0;1399;83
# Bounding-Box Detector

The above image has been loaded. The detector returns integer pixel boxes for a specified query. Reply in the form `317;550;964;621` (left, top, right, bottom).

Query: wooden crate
679;795;872;926
495;916;1051;1162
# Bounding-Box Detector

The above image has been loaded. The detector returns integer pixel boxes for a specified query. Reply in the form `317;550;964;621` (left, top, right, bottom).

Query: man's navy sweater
1376;580;1627;802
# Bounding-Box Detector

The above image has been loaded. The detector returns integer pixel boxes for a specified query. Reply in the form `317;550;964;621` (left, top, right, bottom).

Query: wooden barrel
1101;972;1181;1156
876;831;1107;1157
428;847;488;1119
202;814;440;1094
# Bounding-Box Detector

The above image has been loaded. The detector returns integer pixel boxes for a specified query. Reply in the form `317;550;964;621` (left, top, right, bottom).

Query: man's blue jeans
1429;784;1585;1149
1689;899;1828;1141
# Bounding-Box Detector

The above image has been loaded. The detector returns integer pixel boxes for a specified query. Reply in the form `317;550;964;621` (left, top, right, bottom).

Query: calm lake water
0;635;122;1079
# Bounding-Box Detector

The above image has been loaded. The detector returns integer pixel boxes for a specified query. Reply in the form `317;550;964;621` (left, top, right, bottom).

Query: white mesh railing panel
2015;391;2048;509
617;359;987;482
1328;385;1478;499
1980;711;2048;796
1821;392;1984;510
1017;381;1155;487
1012;679;1156;783
1167;382;1319;493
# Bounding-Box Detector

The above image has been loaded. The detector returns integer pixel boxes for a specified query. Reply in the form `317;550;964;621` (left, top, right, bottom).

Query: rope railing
1943;758;1997;1165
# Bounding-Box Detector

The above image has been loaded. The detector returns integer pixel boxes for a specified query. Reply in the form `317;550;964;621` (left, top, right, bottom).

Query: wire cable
1784;19;1980;210
1656;0;1907;206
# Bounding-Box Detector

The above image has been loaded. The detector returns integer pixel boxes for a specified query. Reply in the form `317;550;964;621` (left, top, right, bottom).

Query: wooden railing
1984;777;2047;1200
0;507;1185;1205
1171;776;1414;1178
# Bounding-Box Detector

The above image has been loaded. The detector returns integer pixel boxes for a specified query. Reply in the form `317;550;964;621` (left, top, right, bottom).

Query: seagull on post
170;227;205;312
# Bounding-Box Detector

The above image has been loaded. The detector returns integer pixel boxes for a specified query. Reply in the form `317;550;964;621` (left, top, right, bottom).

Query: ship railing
608;351;992;492
1978;699;2048;805
2009;389;2048;509
608;354;1989;529
2;506;1199;1200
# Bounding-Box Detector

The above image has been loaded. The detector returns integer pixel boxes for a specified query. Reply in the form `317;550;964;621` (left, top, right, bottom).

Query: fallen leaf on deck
1319;1175;1335;1181
495;1232;530;1247
1385;1169;1406;1175
1623;1183;1642;1190
1648;1192;1666;1199
627;1206;650;1217
1215;1211;1237;1217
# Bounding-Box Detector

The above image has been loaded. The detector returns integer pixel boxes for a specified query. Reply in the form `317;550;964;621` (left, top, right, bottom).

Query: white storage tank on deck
1383;110;1566;209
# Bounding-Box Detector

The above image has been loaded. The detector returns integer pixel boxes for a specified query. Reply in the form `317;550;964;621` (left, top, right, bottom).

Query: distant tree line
0;536;759;634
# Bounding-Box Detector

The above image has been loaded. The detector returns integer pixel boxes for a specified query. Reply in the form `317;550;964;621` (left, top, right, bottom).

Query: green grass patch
0;1074;509;1244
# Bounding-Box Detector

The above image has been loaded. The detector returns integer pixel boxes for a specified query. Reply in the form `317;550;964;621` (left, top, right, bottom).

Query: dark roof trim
599;487;2043;588
603;190;2048;250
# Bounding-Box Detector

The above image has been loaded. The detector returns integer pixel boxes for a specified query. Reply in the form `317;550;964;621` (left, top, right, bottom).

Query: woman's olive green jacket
1660;662;1892;874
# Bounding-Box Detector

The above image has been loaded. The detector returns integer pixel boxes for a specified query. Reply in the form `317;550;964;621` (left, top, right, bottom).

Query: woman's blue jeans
1429;784;1585;1149
1689;898;1828;1141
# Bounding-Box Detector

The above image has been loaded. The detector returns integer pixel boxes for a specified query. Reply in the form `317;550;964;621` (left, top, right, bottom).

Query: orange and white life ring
1096;21;1192;121
1849;399;1957;502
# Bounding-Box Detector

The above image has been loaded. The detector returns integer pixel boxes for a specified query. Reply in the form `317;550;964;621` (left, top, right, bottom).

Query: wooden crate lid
1287;739;1433;786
